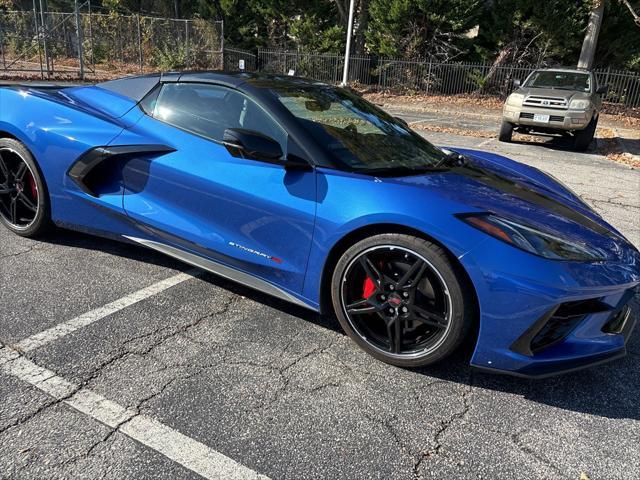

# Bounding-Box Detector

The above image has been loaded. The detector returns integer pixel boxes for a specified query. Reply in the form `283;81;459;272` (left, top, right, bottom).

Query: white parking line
0;347;268;480
14;269;201;352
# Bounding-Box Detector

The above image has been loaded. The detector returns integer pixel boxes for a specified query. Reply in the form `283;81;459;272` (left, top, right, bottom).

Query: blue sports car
0;72;638;377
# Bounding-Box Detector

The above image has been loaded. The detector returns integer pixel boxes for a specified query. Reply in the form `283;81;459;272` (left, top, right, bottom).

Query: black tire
331;233;475;368
573;116;598;152
498;121;513;142
0;138;51;237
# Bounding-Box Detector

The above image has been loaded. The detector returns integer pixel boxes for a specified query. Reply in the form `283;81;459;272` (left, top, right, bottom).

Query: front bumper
503;106;593;131
460;237;640;378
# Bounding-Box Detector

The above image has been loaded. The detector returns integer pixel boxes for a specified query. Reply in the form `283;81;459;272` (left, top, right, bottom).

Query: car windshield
269;85;449;174
525;71;591;92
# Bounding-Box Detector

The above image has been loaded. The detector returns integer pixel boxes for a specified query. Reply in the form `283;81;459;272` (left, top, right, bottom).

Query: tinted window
139;84;161;114
272;85;447;172
152;83;287;155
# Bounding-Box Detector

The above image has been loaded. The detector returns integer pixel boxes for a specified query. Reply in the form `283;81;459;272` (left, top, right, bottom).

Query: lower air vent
602;288;636;335
511;298;611;356
602;305;631;334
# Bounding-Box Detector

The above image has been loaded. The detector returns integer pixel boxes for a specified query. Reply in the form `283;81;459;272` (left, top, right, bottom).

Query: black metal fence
2;10;639;107
253;50;640;107
223;47;256;72
256;49;372;85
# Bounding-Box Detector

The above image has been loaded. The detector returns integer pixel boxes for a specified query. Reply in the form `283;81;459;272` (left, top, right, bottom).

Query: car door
121;82;317;299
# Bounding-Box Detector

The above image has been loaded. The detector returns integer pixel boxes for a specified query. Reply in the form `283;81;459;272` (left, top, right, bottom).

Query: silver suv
500;68;608;151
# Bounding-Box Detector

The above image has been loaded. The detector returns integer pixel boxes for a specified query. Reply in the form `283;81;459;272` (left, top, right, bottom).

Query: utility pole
341;0;356;86
578;0;605;70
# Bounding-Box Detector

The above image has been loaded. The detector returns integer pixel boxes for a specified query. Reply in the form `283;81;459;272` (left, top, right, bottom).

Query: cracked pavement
1;114;639;479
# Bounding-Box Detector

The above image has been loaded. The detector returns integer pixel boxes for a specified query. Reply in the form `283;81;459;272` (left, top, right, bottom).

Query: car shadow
610;136;640;156
418;341;640;421
510;133;587;152
178;263;640;423
38;228;640;422
510;131;640;157
37;228;189;271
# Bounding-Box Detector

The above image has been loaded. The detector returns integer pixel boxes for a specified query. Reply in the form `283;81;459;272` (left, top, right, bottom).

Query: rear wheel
331;234;475;368
573;116;598;152
0;138;50;237
498;121;513;142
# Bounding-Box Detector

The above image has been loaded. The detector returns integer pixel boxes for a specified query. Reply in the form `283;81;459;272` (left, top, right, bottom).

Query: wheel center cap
388;293;403;307
15;182;23;194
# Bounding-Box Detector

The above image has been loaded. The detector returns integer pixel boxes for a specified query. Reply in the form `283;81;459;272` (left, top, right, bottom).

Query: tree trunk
354;0;369;54
479;43;514;93
334;0;348;25
578;0;605;70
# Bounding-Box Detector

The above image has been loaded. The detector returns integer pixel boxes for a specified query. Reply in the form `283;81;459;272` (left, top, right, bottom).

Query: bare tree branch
619;0;640;26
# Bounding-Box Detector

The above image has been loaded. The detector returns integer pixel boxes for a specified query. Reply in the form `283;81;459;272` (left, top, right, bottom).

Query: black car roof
97;73;161;101
97;71;325;101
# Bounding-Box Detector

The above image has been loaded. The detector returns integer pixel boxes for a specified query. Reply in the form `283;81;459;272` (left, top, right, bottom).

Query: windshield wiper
355;165;444;177
433;151;468;169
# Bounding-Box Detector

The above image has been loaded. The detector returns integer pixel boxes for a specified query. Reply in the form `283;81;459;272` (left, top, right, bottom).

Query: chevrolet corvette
0;72;638;377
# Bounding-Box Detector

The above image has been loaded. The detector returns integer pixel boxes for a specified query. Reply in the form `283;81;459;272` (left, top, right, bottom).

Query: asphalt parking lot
1;108;639;480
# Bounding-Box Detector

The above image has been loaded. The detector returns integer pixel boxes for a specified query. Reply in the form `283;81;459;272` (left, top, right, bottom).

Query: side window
151;83;287;156
138;84;161;115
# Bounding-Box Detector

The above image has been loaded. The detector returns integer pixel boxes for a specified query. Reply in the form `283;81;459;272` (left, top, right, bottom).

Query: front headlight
459;213;605;261
506;93;525;107
569;99;590;110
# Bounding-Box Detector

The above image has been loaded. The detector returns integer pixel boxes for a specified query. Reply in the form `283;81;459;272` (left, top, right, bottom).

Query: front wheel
498;121;513;142
573;116;598;152
0;138;51;237
331;234;475;368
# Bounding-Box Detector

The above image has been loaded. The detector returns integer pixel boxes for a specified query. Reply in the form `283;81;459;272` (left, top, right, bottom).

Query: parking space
1;116;639;479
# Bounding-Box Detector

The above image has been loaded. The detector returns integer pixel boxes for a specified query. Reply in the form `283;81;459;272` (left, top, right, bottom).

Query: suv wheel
573;116;598;152
498;121;513;142
331;234;475;368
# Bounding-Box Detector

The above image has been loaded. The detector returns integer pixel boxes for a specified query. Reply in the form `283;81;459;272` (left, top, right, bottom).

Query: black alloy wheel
0;138;50;237
332;234;474;367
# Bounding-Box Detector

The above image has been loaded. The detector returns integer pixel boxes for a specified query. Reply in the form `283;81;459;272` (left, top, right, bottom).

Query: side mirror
596;84;608;95
223;128;283;161
513;79;521;89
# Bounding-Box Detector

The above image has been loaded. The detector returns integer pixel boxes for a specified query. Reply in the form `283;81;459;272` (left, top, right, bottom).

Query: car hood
392;149;638;263
516;87;591;101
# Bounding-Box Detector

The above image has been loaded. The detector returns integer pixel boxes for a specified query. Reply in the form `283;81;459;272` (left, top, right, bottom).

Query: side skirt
123;236;317;311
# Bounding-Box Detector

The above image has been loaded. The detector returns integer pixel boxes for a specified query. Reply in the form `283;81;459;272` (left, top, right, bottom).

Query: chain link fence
0;9;223;79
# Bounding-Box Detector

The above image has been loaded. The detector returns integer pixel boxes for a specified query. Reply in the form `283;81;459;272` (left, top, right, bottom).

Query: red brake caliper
362;277;376;299
27;171;38;199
